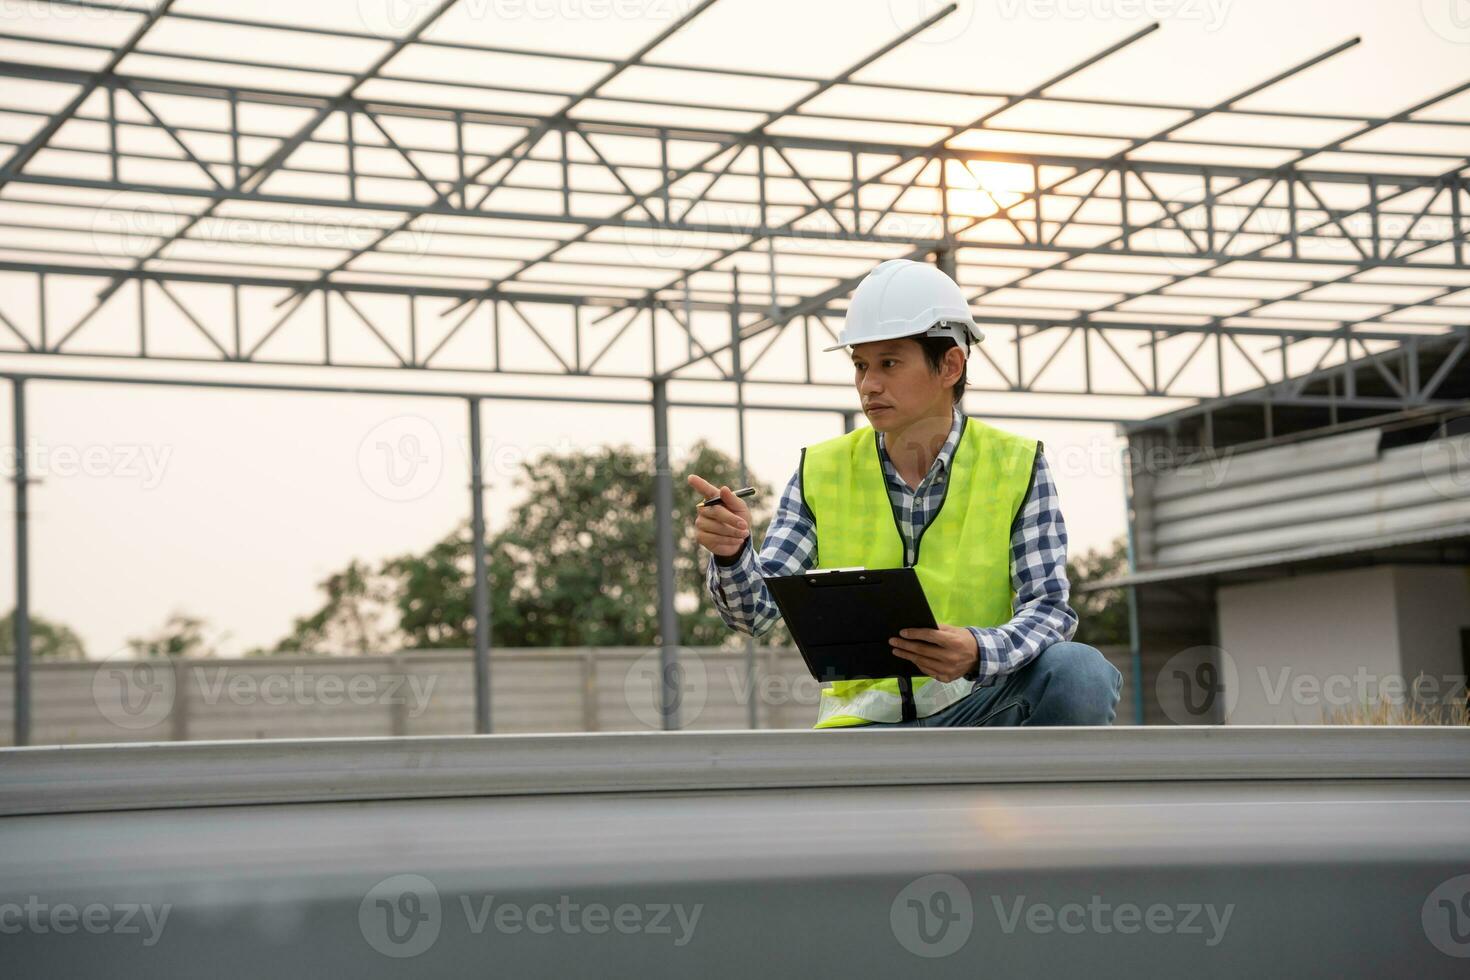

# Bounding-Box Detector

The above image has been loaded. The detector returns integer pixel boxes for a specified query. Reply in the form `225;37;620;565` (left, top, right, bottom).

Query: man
689;258;1122;728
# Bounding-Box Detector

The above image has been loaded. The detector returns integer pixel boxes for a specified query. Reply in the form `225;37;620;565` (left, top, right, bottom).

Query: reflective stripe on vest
800;416;1037;728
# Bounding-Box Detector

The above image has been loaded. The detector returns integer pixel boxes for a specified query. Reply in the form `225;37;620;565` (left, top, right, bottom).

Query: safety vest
800;416;1037;727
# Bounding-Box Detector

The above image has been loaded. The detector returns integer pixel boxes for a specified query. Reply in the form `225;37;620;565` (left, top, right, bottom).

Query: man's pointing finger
686;474;718;497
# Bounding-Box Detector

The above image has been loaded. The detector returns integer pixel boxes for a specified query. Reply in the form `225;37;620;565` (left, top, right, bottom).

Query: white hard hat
823;258;984;352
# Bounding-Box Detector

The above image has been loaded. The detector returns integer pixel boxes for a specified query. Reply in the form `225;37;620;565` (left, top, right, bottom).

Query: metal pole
1453;177;1466;268
934;246;957;281
934;237;958;407
652;379;680;730
1120;429;1145;726
11;378;30;746
468;397;491;734
730;270;758;730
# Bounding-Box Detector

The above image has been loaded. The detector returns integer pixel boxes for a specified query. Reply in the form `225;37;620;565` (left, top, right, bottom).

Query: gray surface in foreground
4;726;1470;816
2;729;1469;978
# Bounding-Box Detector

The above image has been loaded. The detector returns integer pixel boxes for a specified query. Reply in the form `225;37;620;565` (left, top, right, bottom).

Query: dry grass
1320;681;1469;726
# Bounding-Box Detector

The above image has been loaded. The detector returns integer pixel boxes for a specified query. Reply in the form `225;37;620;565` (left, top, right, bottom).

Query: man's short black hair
916;335;966;403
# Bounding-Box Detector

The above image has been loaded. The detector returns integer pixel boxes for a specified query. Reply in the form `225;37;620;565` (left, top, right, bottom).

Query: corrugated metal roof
1082;520;1470;592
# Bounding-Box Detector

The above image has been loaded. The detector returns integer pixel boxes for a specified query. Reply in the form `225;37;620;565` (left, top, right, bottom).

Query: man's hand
687;474;751;559
890;625;979;682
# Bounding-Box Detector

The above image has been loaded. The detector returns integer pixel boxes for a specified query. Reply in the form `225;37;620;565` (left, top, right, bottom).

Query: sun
943;159;1034;219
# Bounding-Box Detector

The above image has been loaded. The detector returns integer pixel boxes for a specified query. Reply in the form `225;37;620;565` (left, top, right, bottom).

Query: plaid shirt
706;407;1078;684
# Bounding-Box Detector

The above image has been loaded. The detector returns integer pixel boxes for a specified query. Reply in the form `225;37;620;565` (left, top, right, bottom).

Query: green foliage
389;441;775;649
504;442;738;646
125;611;219;659
270;559;399;655
380;528;477;650
0;610;87;660
263;440;777;653
1066;535;1131;648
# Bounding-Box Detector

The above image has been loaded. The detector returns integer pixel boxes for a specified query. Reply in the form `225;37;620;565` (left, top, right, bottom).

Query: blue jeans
862;641;1123;727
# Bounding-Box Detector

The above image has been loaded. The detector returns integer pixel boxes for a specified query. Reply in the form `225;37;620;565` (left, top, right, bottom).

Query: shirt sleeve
965;448;1079;684
705;468;817;637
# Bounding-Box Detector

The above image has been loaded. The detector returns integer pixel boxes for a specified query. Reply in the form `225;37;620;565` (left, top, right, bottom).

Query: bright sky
1;0;1467;657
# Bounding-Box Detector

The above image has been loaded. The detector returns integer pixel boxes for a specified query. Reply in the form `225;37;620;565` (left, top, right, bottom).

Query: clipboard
763;567;937;682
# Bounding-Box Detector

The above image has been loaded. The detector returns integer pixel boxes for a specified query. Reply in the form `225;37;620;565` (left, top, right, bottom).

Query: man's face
850;338;953;433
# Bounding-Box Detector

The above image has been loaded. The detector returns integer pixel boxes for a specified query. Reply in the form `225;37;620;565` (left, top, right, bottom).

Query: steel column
10;378;31;746
652;379;680;730
468;397;491;734
730;271;757;729
1120;435;1145;727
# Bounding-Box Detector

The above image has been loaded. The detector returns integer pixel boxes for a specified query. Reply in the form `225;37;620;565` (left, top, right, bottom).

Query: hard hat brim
822;323;985;352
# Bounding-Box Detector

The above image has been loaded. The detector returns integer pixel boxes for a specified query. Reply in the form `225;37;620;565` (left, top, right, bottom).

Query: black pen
698;486;756;508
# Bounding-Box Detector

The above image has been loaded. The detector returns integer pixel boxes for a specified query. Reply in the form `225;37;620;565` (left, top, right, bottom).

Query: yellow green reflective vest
800;415;1038;728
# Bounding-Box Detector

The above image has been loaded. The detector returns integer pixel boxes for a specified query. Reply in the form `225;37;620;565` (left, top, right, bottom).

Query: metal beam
31;0;1470;133
658;29;1358;379
290;0;723;308
0;12;1461;420
1005;77;1470;343
0;368;1141;424
0;0;175;191
1;258;1460;345
91;0;463;304
4;57;1465;190
11;166;1465;281
3;255;1460;415
477;1;962;297
640;23;1164;368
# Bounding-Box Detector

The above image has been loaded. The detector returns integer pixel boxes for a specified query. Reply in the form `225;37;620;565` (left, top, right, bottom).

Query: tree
1066;535;1131;648
269;559;402;655
125;610;221;659
254;440;777;653
388;441;776;649
0;610;87;660
381;526;479;650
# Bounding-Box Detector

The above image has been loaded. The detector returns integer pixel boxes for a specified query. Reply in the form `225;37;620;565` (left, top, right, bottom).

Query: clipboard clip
804;567;874;587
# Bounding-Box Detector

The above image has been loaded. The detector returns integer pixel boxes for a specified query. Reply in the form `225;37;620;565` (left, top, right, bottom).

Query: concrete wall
0;643;1134;745
0;647;821;747
1394;565;1470;684
1216;565;1470;724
